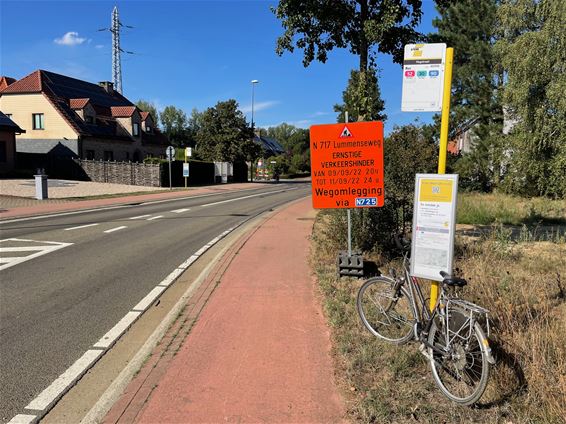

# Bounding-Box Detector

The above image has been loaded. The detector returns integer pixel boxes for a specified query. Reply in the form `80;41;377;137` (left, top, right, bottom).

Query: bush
350;124;438;254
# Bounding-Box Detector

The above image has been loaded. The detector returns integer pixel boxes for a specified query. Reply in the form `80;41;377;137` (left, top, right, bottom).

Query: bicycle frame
399;255;478;357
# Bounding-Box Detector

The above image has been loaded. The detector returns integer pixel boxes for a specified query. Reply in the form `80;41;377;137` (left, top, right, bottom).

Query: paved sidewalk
103;197;346;423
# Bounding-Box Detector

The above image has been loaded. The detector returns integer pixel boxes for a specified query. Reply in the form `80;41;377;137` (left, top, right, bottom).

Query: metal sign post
184;147;192;188
166;145;175;190
309;115;384;278
345;112;352;257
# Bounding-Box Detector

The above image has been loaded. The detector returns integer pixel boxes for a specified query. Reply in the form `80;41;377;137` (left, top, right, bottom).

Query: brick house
0;70;168;163
0;111;25;174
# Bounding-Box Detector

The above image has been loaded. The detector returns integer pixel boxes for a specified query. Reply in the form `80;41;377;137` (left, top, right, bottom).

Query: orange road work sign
310;121;384;209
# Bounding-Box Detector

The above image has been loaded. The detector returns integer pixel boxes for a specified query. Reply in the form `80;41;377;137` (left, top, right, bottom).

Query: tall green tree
160;106;188;147
432;0;504;191
334;68;386;122
135;100;160;126
433;0;502;130
273;0;423;71
495;0;566;198
195;100;261;163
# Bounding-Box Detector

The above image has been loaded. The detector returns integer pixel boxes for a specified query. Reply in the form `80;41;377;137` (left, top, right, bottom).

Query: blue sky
0;0;439;133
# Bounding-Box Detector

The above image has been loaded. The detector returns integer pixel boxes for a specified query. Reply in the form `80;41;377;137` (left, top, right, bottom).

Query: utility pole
111;6;122;94
99;6;134;94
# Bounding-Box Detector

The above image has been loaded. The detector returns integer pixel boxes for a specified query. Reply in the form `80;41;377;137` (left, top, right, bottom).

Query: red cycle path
105;197;346;423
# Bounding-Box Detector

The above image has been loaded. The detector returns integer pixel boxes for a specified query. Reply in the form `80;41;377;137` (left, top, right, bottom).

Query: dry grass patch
312;210;566;423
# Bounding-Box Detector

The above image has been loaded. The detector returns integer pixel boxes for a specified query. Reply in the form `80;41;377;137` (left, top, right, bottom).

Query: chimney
98;81;114;94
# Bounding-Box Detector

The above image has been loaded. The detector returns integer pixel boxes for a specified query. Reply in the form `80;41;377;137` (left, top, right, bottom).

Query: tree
273;0;423;71
185;108;203;149
263;124;310;172
495;0;566;198
352;124;438;252
334;68;386;122
135;100;160;126
195;99;261;163
433;0;502;130
160;106;188;147
432;0;504;191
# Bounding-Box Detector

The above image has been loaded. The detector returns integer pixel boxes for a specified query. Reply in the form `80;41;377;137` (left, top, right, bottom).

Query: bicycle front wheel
428;309;490;405
356;276;414;344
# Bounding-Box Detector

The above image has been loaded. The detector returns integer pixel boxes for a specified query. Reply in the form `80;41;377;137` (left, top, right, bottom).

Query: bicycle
356;253;496;405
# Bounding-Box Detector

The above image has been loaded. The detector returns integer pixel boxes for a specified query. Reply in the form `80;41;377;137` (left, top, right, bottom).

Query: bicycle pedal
419;343;431;360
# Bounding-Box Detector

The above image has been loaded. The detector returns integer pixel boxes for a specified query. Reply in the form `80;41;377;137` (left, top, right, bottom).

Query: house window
104;150;114;161
133;122;140;136
145;125;152;133
0;141;6;163
32;113;44;130
86;150;95;160
85;115;94;124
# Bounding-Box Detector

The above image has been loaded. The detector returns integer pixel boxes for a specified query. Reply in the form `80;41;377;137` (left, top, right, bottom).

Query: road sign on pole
183;162;189;178
166;146;175;190
166;146;175;161
401;43;447;112
309;121;384;209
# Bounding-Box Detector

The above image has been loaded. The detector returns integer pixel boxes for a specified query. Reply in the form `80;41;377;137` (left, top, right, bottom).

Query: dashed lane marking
0;239;73;272
104;226;127;234
64;223;99;231
171;208;191;213
7;414;37;424
25;349;103;412
200;189;288;208
129;214;151;220
146;215;163;221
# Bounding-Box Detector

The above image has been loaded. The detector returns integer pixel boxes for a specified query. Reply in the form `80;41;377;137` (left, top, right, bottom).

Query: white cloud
312;111;332;117
95;44;104;49
240;100;280;114
54;32;87;46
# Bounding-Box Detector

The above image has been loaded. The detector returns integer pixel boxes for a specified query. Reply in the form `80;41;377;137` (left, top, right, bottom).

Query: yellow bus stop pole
430;46;454;311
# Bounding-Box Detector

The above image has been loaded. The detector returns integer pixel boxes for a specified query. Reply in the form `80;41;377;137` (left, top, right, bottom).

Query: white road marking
104;226;127;234
158;267;185;287
93;311;141;349
129;214;151;220
7;414;36;424
64;223;99;231
132;286;166;312
171;208;190;213
200;189;288;208
10;221;248;423
0;239;73;271
25;349;103;411
146;215;163;221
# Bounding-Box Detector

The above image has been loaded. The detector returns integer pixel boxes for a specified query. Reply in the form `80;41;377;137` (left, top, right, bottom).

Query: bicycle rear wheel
356;276;414;344
428;308;490;405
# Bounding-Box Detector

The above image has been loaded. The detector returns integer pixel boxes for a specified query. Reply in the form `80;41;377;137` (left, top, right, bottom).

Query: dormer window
146;125;152;133
133;122;140;136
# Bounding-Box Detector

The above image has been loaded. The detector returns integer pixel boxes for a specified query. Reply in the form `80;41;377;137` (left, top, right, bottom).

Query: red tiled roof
0;70;166;143
69;98;90;109
1;70;43;94
0;76;17;92
111;106;137;117
140;111;150;121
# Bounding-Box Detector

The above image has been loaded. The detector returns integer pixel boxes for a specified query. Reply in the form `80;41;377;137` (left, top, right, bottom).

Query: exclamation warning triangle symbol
340;125;353;138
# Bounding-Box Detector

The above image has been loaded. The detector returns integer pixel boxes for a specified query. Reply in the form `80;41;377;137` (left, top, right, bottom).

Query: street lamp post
251;79;259;130
250;79;259;182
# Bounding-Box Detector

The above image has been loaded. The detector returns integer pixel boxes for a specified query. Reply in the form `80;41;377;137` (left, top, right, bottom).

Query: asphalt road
0;182;310;422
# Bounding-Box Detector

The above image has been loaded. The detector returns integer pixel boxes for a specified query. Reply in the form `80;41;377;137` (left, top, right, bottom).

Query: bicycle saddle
439;271;467;287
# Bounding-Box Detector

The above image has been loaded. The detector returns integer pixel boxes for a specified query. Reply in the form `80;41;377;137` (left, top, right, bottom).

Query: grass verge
312;203;566;423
